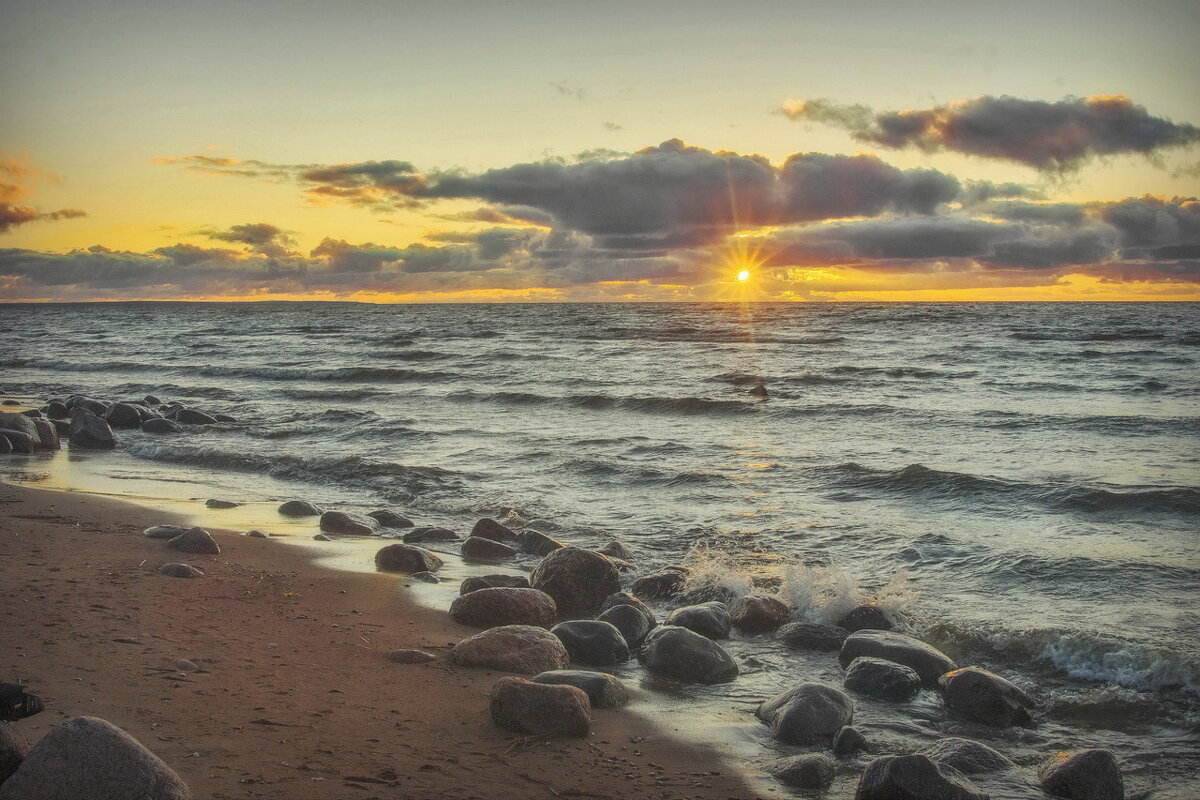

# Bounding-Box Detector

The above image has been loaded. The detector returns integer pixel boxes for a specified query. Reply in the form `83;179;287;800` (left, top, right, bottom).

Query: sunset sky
3;0;1199;302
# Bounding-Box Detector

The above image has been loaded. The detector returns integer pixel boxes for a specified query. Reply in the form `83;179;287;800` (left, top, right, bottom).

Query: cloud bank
0;155;86;233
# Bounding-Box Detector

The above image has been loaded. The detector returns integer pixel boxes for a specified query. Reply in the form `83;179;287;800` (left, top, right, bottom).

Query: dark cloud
1100;195;1200;248
0;155;87;234
779;153;959;220
978;201;1087;226
783;95;1200;171
206;222;297;258
297;161;428;210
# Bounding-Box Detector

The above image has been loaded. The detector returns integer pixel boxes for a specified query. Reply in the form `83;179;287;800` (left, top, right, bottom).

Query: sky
2;0;1199;302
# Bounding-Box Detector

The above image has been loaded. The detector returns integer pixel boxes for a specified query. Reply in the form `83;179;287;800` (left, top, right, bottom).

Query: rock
43;400;69;419
409;571;440;584
159;563;204;578
777;622;849;651
245;529;270;538
0;428;34;453
756;683;854;745
597;604;652;648
103;402;144;429
313;534;333;541
922;738;1014;774
67;408;117;449
461;536;520;562
638;625;738;683
166;527;220;555
596;540;631;560
532;670;629;708
664;601;731;639
449;587;557;629
0;412;40;447
403;526;461;543
551;620;630;666
0;716;191;800
212;413;237;423
0;435;10;454
516;529;564;556
173;408;217;425
855;754;987;800
68;396;108;415
0;723;26;785
531;546;622;618
0;400;16;406
143;394;163;406
368;509;414;528
631;567;689;599
205;498;239;509
489;676;591;738
143;525;190;540
598;592;656;625
174;659;199;672
320;510;380;536
471;517;519;544
141;418;183;434
50;418;70;436
839;630;957;687
766;753;836;790
31;419;59;451
940;667;1035;727
374;543;443;574
839;604;893;632
388;649;436;664
20;409;42;417
1038;749;1124;800
449;625;570;674
676;584;740;606
729;595;790;633
278;500;324;517
832;725;867;758
460;574;531;594
844;656;922;702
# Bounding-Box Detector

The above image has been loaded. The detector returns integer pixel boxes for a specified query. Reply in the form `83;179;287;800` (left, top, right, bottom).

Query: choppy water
2;301;1198;796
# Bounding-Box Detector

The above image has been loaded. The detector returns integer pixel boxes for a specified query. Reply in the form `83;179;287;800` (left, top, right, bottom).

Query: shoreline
0;480;764;799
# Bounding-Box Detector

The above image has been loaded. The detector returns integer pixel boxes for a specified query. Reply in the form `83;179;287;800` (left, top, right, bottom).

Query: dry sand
0;481;765;799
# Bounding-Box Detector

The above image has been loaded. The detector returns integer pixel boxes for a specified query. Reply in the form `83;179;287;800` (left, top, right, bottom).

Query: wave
446;389;756;416
192;365;459;383
559;457;732;488
1010;328;1167;342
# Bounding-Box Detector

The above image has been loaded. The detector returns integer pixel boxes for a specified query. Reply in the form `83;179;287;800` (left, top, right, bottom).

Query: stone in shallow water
551;620;630;666
319;510;380;536
596;604;652;648
471;517;519;543
631;567;688;600
459;574;530;594
277;500;323;517
368;509;414;528
664;601;731;639
729;594;791;633
844;656;922;702
922;738;1014;774
766;753;835;790
531;547;621;618
832;725;866;758
461;536;519;562
776;621;848;651
838;629;957;687
204;498;239;509
1038;749;1124;800
855;754;987;800
940;666;1036;727
375;544;443;574
756;683;854;745
638;625;738;684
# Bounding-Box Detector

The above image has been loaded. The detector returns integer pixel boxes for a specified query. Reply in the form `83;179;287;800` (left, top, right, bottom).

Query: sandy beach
0;481;763;800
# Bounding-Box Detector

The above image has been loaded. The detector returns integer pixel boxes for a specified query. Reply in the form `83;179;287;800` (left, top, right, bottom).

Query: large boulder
489;677;591;738
597;604;652;648
765;753;836;790
31;419;59;450
173;408;217;425
67;408;117;449
839;605;893;632
461;536;519;562
0;716;191;800
460;574;530;594
0;429;34;453
551;620;630;666
922;738;1014;774
777;622;848;651
940;667;1035;727
450;625;570;674
403;526;461;543
368;509;414;528
0;413;40;447
532;670;629;708
375;544;443;574
844;656;922;702
103;402;143;429
278;500;324;517
598;592;656;626
166;527;220;555
729;595;791;633
43;400;69;419
664;601;731;639
449;587;557;629
756;683;854;745
0;434;11;454
471;518;519;544
142;418;183;434
319;510;380;536
531;547;621;618
839;630;957;687
1038;749;1124;800
0;723;25;784
832;725;867;758
517;529;564;556
855;754;987;800
638;625;738;684
631;567;689;599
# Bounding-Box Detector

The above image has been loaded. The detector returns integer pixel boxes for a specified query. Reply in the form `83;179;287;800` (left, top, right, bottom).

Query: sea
2;301;1198;797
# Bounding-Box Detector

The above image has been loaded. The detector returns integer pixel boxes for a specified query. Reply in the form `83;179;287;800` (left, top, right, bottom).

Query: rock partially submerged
368;509;414;528
729;595;790;633
638;625;738;684
777;622;848;651
940;666;1035;727
489;677;591;738
631;567;688;600
756;683;854;745
461;536;520;562
1038;749;1124;800
664;601;731;639
67;408;117;449
765;753;836;790
597;604;653;648
459;574;530;594
142;418;183;434
551;620;630;666
839;630;957;687
166;528;220;555
839;604;893;632
278;500;323;517
471;518;519;544
374;543;443;574
532;670;629;708
531;547;621;618
516;529;564;556
449;587;557;629
922;738;1014;774
844;656;922;702
319;510;380;536
855;754;987;800
832;725;867;758
449;625;570;674
403;526;461;544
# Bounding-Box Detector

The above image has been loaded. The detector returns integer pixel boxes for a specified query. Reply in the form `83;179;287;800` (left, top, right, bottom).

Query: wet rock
212;413;237;423
461;536;520;562
598;592;656;626
449;587;557;629
489;676;591;738
631;567;689;600
0;428;34;453
159;563;204;578
551;620;630;666
839;604;893;632
756;683;854;745
517;529;564;556
388;649;435;664
143;525;190;540
676;584;740;606
313;534;333;541
460;574;531;594
143;394;163;406
766;753;836;790
142;418;183;434
31;419;59;451
0;413;42;450
245;529;270;538
922;738;1014;774
0;723;26;784
43;400;69;419
471;517;519;544
173;408;217;425
664;601;731;639
374;543;443;574
103;402;143;429
368;509;414;528
320;510;381;536
166;527;220;555
855;754;987;800
69;397;108;416
596;540;631;560
832;725;867;758
532;670;629;708
1038;749;1123;800
67;408;117;449
277;500;324;517
0;435;11;454
409;571;440;584
777;622;849;651
205;498;239;509
940;667;1036;727
638;625;738;684
839;630;957;687
0;716;191;800
844;656;922;702
597;604;652;647
531;546;621;618
403;526;461;543
730;595;790;633
449;625;570;674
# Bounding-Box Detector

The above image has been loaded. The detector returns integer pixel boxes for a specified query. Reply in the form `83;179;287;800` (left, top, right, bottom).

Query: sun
736;269;751;282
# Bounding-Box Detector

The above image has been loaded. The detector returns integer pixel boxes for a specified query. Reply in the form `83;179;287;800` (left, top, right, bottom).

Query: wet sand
0;481;764;800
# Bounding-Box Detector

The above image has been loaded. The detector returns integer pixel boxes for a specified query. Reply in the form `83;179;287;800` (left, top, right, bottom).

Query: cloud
0;154;87;234
205;222;297;258
779;153;959;221
782;95;1200;171
1100;195;1200;249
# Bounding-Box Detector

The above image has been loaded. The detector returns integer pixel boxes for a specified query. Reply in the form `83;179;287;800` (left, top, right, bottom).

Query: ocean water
2;301;1198;796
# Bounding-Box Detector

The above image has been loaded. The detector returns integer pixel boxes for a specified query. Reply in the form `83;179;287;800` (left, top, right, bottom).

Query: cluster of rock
142;525;221;579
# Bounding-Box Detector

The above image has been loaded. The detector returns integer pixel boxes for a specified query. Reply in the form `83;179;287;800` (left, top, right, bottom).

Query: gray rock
844;656;922;702
0;723;25;785
855;754;987;800
631;567;689;599
461;536;520;562
166;527;220;555
204;498;239;509
173;408;217;425
596;540;631;560
756;683;854;745
839;605;892;631
0;429;33;453
664;601;731;639
598;591;656;625
277;500;323;517
403;526;461;543
551;620;630;666
638;625;738;684
460;574;531;594
531;670;629;708
31;418;59;450
143;395;163;406
832;725;867;758
0;412;41;449
940;666;1035;727
388;649;435;664
374;543;443;574
675;583;740;606
531;546;621;618
922;738;1014;774
245;529;271;538
43;400;70;419
159;563;204;578
766;753;836;790
313;534;333;541
212;413;237;423
729;594;791;633
319;510;380;536
103;402;144;429
449;587;558;629
471;517;519;544
450;625;570;674
597;604;652;648
0;716;191;800
489;676;591;738
142;418;183;434
409;571;440;584
777;621;849;651
143;525;191;540
516;529;564;556
368;509;414;528
68;408;117;449
839;630;957;687
0;434;11;454
1038;749;1124;800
